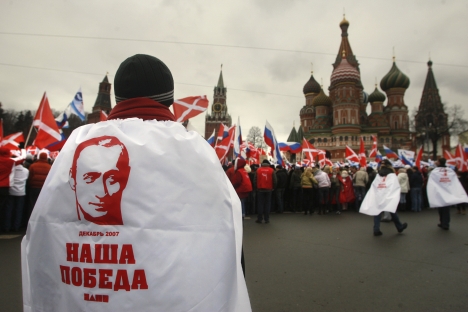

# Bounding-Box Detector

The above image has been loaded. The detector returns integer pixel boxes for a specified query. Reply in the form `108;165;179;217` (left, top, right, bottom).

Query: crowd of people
224;157;468;232
0;148;52;233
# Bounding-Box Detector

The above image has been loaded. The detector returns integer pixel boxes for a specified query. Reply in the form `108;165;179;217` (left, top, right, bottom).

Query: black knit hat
114;54;174;106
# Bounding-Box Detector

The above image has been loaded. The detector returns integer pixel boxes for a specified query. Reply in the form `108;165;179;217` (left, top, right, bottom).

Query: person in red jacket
0;147;15;232
27;152;52;214
338;170;355;211
229;158;253;218
255;159;277;224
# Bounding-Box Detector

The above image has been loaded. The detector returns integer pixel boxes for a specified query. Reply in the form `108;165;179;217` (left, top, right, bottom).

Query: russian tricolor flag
383;145;399;159
278;142;302;154
206;129;216;147
264;120;284;166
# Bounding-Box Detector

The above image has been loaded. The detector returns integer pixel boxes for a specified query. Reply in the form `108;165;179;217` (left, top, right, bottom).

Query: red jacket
0;148;15;188
230;159;252;199
256;166;275;190
338;175;355;203
28;153;52;189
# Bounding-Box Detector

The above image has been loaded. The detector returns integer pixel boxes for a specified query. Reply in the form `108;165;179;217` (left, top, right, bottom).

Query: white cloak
22;118;251;312
359;173;401;216
427;167;468;208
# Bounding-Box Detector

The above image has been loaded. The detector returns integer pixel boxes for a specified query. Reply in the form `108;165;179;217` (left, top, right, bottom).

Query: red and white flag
26;146;39;156
302;138;319;161
0;132;24;150
215;127;235;163
368;135;377;158
173;95;209;123
443;150;457;166
359;137;367;168
345;145;360;163
415;145;423;168
32;93;61;149
455;144;468;172
100;110;108;121
318;150;333;167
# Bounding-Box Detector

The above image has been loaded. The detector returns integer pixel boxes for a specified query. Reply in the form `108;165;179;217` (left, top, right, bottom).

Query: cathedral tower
87;75;112;124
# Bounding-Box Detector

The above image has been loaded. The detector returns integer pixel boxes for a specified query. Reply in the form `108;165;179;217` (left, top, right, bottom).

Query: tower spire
217;64;224;89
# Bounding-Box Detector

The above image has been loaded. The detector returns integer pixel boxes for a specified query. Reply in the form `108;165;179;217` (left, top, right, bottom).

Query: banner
427;167;468;208
22;119;251;311
359;173;401;216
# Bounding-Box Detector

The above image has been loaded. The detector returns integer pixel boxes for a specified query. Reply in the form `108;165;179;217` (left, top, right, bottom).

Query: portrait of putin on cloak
69;135;130;225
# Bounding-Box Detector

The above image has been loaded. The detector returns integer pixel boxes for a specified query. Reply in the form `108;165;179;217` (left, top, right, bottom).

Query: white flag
427;167;468;208
359;173;401;216
22;119;251;311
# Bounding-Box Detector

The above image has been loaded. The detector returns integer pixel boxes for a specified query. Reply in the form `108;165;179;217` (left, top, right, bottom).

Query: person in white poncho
21;54;251;312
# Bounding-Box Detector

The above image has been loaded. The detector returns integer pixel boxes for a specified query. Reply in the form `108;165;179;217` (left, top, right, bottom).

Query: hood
234;158;247;170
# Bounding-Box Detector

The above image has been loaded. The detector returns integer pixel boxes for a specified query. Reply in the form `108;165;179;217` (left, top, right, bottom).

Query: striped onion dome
380;61;410;91
312;88;332;107
368;86;386;103
303;73;321;95
330;58;360;86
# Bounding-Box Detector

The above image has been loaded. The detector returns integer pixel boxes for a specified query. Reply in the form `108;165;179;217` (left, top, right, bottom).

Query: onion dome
380;61;410;91
330;56;360;86
368;86;386;103
340;15;349;27
312;88;332;107
303;72;321;95
362;91;369;104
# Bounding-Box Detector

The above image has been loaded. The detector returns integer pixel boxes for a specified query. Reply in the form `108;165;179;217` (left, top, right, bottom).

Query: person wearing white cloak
360;160;408;236
21;54;251;312
427;157;468;230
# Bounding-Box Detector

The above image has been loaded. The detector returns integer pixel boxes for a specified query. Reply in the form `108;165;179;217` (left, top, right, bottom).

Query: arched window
385;138;389;143
340;136;343;141
318;138;322;143
345;136;348;141
394;121;398;129
380;138;384;143
324;138;328;143
310;138;315;143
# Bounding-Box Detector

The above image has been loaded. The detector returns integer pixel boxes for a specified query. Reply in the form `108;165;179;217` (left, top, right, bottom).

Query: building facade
299;17;412;161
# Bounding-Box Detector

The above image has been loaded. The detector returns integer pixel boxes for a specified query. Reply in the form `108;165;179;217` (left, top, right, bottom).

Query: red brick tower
87;75;112;124
205;66;232;139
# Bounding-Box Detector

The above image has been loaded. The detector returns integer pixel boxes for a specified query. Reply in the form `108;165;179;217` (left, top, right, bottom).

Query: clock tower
205;66;232;139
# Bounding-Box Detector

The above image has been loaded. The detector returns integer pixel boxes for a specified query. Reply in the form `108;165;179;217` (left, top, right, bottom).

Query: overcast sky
1;0;467;142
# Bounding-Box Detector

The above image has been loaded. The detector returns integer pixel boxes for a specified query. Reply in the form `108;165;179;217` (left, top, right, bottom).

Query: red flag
415;145;423;168
100;110;108;121
33;93;61;149
368;135;377;158
217;123;227;142
345;145;360;163
455;144;468;172
215;128;235;163
318;150;333;167
359;137;367;167
443;150;457;166
302;138;319;161
0;132;24;150
26;146;39;156
173;95;209;123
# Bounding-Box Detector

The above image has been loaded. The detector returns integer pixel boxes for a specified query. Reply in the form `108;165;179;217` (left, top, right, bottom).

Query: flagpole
24;120;35;147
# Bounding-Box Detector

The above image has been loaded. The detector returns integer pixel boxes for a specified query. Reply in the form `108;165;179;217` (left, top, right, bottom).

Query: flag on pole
264;120;284;166
217;123;228;141
55;106;71;129
415;146;423;168
69;88;85;121
302;138;319;161
375;150;383;163
345;145;360;163
100;110;108;121
234;117;242;158
206;129;216;147
0;132;25;150
398;150;415;166
455;144;468;172
318;150;333;167
359;137;367;167
368;135;377;158
278;142;302;153
215;127;235;163
32;93;61;149
443;150;457;166
173;95;209;123
383;145;399;159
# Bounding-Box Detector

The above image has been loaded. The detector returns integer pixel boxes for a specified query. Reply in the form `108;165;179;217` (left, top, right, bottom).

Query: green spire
287;126;298;142
217;64;224;88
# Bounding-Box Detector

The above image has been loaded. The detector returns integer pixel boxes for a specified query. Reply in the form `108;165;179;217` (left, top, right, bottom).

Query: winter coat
338;174;355;203
397;169;410;193
353;168;368;187
275;168;288;189
9;165;29;196
301;170;318;188
28;153;52;189
314;169;331;188
409;171;423;188
290;169;303;189
230;158;252;199
256;163;277;191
